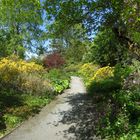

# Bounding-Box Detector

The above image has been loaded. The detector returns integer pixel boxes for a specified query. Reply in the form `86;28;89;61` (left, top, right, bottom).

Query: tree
85;29;129;66
44;0;140;60
47;24;88;63
0;0;43;58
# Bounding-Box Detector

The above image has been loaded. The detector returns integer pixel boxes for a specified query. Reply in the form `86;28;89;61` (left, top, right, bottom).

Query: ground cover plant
45;68;70;94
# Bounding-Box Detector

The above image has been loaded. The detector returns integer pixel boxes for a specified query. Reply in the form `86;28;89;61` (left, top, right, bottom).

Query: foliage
0;56;71;97
87;66;121;96
91;66;114;82
98;88;140;139
79;63;99;78
0;56;51;96
43;52;65;69
52;80;69;93
62;24;88;63
45;0;140;60
19;73;52;96
86;29;129;66
0;56;44;75
123;60;140;91
78;63;99;85
0;56;50;136
0;91;50;137
0;56;70;137
64;63;82;76
4;114;22;129
130;59;140;73
45;68;70;94
88;79;120;96
47;24;88;64
84;64;139;139
0;0;140;139
0;0;43;58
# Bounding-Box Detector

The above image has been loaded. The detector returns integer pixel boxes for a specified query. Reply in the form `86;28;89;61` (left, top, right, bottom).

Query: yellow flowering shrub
0;56;52;96
90;66;114;82
78;63;99;79
87;66;116;94
0;56;44;83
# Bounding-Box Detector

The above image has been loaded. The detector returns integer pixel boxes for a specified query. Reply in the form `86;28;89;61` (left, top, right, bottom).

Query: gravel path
2;76;101;140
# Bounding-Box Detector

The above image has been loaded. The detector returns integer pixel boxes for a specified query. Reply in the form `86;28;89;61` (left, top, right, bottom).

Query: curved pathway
2;76;101;140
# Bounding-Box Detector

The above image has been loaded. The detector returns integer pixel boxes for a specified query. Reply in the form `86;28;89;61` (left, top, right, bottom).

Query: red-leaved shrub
43;52;65;69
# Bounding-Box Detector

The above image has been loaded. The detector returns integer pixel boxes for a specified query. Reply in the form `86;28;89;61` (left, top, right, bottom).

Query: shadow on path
58;93;102;140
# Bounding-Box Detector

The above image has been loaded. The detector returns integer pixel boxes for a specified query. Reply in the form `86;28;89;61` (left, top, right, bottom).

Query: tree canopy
45;0;140;61
0;0;43;57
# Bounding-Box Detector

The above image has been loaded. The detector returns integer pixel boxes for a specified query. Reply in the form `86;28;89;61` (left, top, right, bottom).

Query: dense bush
87;65;132;94
87;66;121;99
43;52;65;69
123;59;140;90
84;29;129;66
91;66;114;82
78;63;99;85
19;73;52;96
0;56;51;96
80;63;139;139
98;88;140;140
64;63;82;75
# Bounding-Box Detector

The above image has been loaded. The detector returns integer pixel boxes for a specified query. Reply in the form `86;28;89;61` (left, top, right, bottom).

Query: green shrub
4;114;22;129
87;66;119;96
0;56;52;97
45;68;70;94
52;79;69;93
97;88;140;139
64;63;82;75
88;78;121;95
0;57;66;137
114;64;132;86
123;60;140;90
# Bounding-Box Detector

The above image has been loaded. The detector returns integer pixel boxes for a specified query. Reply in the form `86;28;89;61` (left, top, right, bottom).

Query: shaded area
0;92;24;131
58;93;102;140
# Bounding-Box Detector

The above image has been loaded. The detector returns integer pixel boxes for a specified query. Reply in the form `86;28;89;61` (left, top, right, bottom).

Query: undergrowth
79;63;140;139
0;56;70;138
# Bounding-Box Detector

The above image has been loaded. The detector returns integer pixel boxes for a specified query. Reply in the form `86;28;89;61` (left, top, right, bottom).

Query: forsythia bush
86;66;115;91
90;66;114;82
0;56;51;96
0;56;44;83
78;63;99;82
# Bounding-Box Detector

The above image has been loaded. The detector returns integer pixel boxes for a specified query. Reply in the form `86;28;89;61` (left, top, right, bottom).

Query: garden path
2;76;101;140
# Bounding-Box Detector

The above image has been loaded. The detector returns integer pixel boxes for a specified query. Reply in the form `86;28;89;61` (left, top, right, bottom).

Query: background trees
0;0;43;58
47;24;88;64
44;0;140;64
